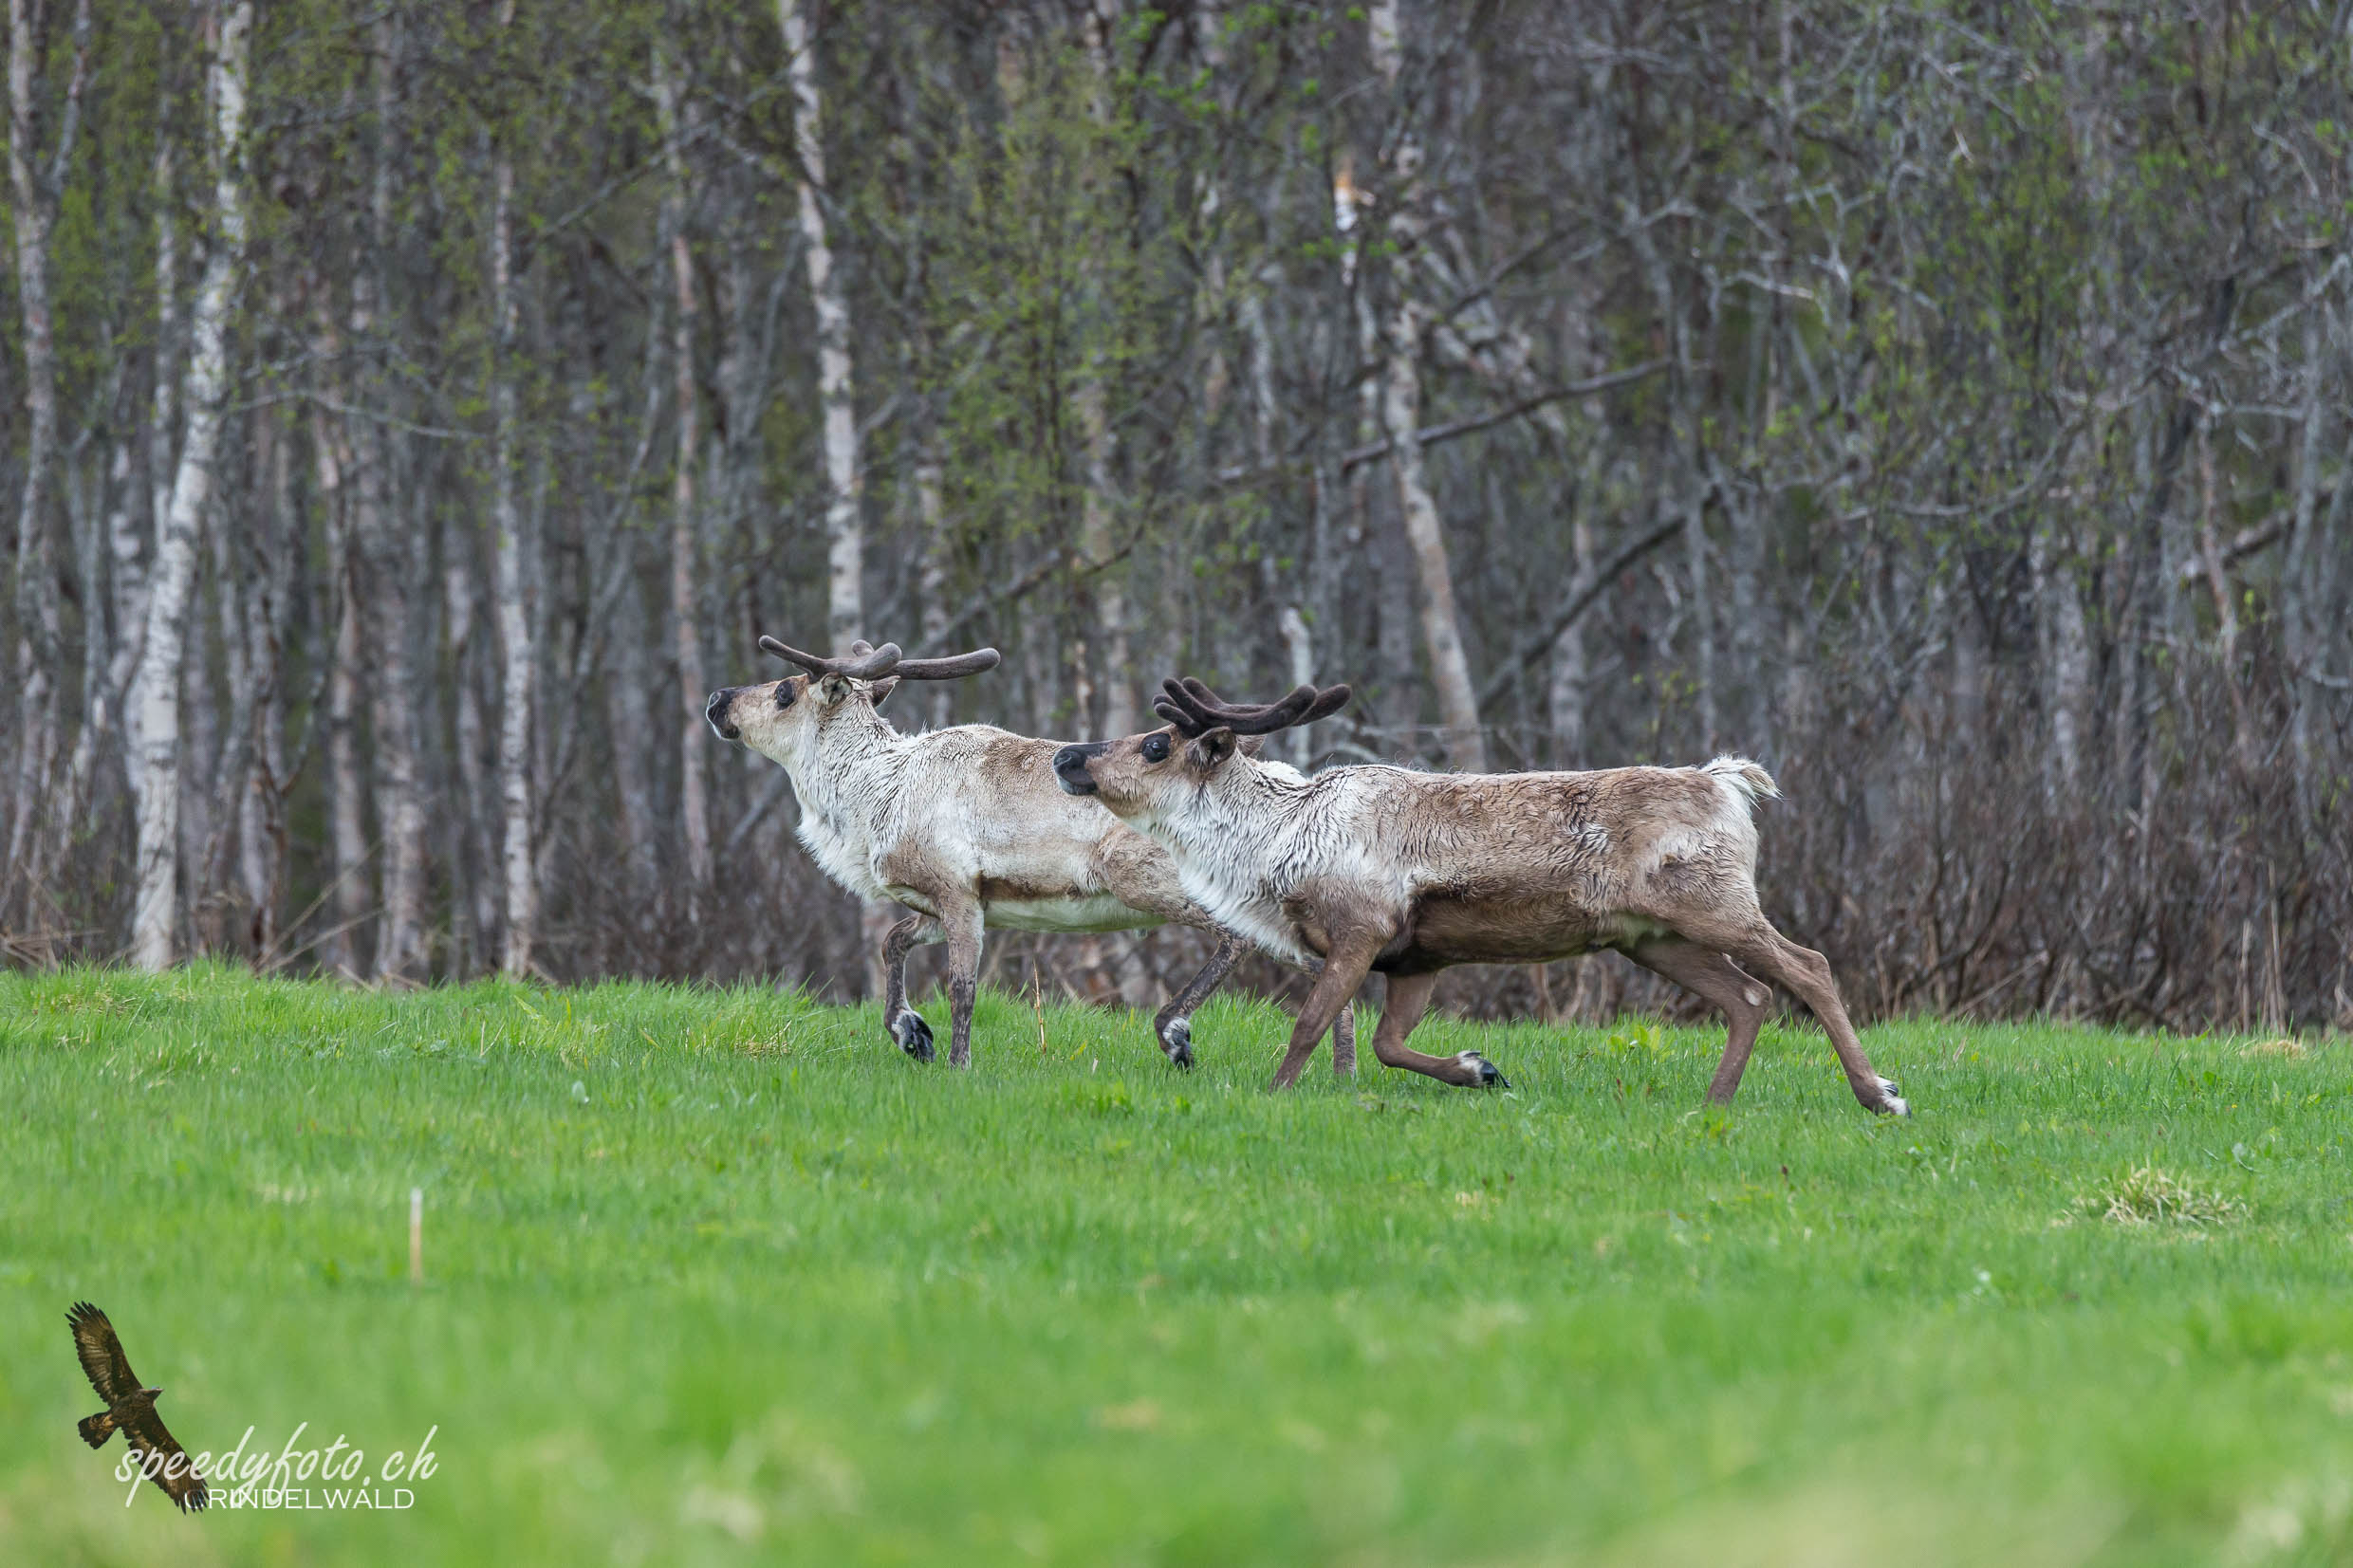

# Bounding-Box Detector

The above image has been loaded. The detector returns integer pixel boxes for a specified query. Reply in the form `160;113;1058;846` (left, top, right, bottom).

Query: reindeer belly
1372;893;1621;974
982;893;1160;933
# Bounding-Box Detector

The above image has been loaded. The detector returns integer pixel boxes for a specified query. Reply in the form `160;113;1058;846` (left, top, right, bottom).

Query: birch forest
3;0;2350;1033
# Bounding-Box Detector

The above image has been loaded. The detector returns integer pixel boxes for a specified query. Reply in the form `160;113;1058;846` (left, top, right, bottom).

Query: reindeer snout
705;689;740;741
1052;742;1105;795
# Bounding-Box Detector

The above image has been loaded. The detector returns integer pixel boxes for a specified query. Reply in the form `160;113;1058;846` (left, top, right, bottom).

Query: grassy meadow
1;964;2348;1566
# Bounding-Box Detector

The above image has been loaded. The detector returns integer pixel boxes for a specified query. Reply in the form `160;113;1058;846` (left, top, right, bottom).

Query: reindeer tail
78;1411;116;1448
1702;755;1781;806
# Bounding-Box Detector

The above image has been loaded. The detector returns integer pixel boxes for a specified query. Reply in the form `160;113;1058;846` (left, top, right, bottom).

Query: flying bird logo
67;1301;208;1512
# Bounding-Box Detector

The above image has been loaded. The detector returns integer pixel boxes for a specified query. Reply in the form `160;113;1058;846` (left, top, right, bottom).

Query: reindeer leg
1723;922;1907;1115
938;901;986;1070
1626;937;1772;1105
1327;982;1358;1077
1270;942;1379;1090
1271;954;1359;1076
1369;970;1508;1088
1151;933;1241;1069
880;913;943;1062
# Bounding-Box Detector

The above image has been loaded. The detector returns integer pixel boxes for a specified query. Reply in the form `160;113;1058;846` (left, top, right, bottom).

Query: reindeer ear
1187;727;1237;770
1236;734;1267;758
817;673;856;705
867;675;900;710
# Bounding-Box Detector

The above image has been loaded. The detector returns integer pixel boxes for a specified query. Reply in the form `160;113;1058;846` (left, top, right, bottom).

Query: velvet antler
757;636;903;680
1152;676;1350;737
757;636;998;682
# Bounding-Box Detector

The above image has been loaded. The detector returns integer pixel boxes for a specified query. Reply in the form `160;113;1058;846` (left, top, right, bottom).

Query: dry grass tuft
2074;1166;2244;1228
2241;1038;2309;1060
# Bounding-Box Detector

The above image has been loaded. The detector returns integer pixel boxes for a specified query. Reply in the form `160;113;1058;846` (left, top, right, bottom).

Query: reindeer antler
888;647;1002;680
757;635;1000;682
757;636;904;680
1153;676;1351;737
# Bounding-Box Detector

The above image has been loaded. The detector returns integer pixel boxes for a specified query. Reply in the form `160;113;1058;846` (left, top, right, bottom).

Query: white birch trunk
1381;297;1486;771
489;32;538;973
1075;5;1134;737
358;14;429;982
1548;513;1596;767
2028;523;2090;795
1364;7;1482;770
915;444;955;729
5;0;89;889
144;125;179;631
654;46;711;894
1075;378;1136;736
779;0;863;652
130;0;250;972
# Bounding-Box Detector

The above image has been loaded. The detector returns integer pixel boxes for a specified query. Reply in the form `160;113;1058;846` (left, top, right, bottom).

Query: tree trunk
1362;7;1481;771
350;12;428;982
311;404;371;978
1548;512;1595;767
5;0;90;896
352;379;425;980
443;498;491;974
914;441;955;729
654;44;711;897
203;452;250;951
1381;298;1486;771
489;37;538;974
130;0;250;972
238;410;289;955
1074;4;1134;737
87;426;147;796
1074;377;1134;736
604;562;662;902
780;0;863;653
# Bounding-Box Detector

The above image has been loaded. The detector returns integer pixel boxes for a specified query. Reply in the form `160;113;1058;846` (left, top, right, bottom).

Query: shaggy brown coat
1054;717;1905;1114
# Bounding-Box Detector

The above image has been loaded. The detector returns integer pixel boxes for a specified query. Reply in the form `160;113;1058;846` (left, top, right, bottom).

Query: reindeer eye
1141;734;1171;764
776;682;796;710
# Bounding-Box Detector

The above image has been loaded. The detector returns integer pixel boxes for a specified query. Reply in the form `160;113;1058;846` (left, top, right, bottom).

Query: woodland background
2;0;2348;1032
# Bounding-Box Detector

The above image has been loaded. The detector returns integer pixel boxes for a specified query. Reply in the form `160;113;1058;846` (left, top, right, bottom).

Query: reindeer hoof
1458;1051;1510;1089
891;1010;936;1063
1158;1017;1195;1070
1874;1077;1910;1116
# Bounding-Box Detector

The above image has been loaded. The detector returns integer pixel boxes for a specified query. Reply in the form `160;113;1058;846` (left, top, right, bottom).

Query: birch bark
654;43;711;895
779;0;863;653
1366;5;1483;770
489;24;538;974
130;0;250;971
5;0;91;889
351;14;428;981
1074;4;1134;736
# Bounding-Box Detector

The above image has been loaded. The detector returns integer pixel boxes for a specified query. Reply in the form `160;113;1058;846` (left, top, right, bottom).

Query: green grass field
2;965;2348;1566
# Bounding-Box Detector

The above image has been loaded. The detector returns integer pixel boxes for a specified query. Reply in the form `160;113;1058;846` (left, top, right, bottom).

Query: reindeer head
1052;677;1348;818
706;637;1000;765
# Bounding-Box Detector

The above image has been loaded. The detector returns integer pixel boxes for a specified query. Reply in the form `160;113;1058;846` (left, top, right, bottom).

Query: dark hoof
1158;1017;1195;1070
1874;1076;1910;1116
1457;1050;1509;1089
891;1010;936;1063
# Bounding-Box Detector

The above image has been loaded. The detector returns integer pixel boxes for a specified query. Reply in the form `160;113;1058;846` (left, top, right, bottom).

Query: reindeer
1051;677;1909;1115
704;639;1355;1074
